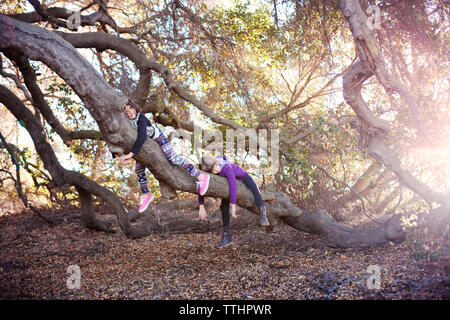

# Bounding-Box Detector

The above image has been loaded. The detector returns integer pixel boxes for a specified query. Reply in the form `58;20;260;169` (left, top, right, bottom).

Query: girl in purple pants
198;155;269;248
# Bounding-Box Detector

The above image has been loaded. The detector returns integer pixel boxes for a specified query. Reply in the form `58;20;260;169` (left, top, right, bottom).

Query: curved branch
339;0;428;139
0;55;33;102
0;83;119;233
55;31;244;130
339;0;450;210
3;52;102;142
0;130;54;224
10;1;130;33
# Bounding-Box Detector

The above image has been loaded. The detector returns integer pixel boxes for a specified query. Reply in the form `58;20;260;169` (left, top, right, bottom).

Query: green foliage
405;224;448;262
1;0;28;14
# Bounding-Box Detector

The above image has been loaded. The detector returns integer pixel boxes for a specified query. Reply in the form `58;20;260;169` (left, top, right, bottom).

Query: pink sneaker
138;193;153;213
196;174;210;196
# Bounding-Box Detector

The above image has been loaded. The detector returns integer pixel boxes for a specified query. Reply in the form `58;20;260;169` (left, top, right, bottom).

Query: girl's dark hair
126;98;141;112
200;156;215;172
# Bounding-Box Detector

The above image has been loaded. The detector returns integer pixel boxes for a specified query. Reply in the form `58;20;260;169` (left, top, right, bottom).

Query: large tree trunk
0;13;408;247
339;0;450;211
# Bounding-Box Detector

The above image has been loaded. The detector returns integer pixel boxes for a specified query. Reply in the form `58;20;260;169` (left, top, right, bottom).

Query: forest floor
0;202;449;300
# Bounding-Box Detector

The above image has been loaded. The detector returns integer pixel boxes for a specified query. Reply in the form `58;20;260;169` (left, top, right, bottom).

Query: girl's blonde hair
200;156;215;172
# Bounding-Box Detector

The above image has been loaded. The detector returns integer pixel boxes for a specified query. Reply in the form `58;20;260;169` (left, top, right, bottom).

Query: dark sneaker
216;227;233;248
259;206;270;226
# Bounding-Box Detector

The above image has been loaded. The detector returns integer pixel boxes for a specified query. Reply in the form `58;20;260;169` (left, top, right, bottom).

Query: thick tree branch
0;131;54;224
339;0;428;140
0;84;120;233
333;162;382;208
55;31;244;130
11;1;130;33
2;52;103;143
0;55;33;102
339;0;450;211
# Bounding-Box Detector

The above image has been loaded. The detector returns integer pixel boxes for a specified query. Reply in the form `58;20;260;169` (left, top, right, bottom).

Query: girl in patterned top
116;100;210;213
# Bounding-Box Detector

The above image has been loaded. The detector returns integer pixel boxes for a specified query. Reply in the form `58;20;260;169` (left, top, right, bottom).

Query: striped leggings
135;132;200;193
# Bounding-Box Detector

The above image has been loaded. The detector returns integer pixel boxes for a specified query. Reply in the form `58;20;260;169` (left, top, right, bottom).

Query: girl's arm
198;195;207;220
130;113;148;155
117;152;134;164
222;165;237;205
117;114;147;164
198;204;207;220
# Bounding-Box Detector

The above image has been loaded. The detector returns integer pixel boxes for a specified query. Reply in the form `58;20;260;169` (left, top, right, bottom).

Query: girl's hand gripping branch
117;152;134;165
198;204;208;220
230;204;237;219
